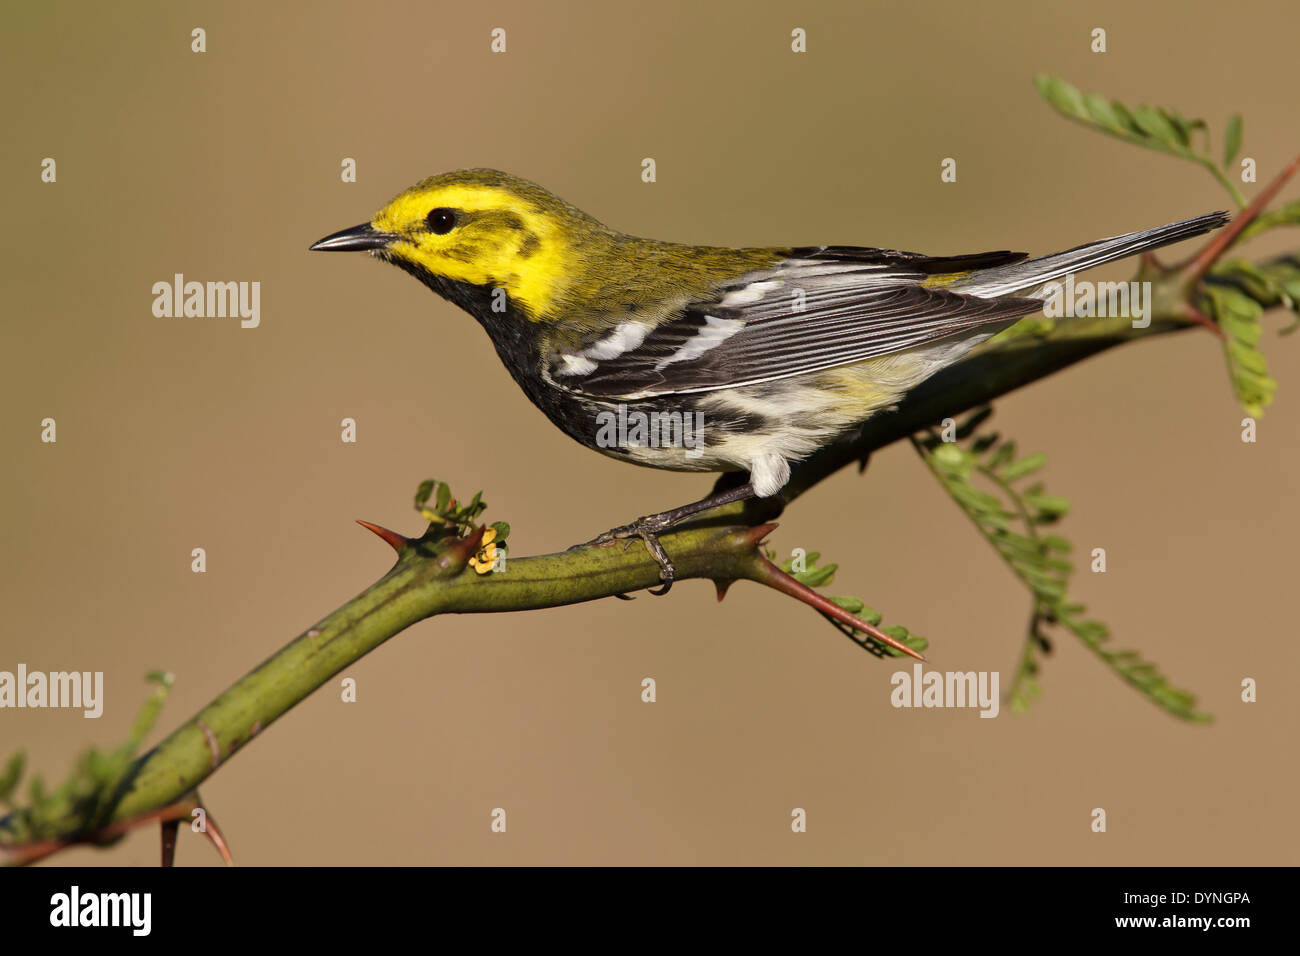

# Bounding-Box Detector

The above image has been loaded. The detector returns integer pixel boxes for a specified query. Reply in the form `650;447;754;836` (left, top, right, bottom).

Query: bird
311;168;1227;593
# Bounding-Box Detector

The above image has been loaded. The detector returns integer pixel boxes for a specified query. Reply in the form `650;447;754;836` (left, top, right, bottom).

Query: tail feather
952;211;1230;299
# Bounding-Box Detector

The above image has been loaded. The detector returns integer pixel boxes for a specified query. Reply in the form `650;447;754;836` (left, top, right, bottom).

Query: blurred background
3;0;1297;865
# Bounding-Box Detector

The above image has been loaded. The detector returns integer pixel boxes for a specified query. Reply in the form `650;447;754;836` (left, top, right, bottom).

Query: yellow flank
372;183;573;319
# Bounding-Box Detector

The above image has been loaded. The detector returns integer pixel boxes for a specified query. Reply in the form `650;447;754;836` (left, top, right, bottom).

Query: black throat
379;253;552;409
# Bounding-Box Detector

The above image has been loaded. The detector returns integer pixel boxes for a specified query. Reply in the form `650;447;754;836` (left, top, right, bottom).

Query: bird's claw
574;516;676;595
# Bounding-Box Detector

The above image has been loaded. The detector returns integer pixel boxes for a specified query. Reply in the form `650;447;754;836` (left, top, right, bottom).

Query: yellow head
310;168;605;320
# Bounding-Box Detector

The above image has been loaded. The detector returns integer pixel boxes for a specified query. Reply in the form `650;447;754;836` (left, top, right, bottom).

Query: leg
578;482;761;595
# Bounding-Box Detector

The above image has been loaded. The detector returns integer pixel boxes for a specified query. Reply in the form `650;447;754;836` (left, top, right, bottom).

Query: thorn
737;522;779;548
714;579;733;602
160;817;179;867
614;592;636;601
443;525;487;570
756;556;926;661
196;800;234;866
356;519;408;553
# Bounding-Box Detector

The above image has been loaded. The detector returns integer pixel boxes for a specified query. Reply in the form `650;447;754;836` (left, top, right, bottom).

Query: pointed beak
309;223;398;252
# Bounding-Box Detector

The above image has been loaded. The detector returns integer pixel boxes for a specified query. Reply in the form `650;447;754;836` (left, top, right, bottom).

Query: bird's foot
574;514;677;595
569;482;762;598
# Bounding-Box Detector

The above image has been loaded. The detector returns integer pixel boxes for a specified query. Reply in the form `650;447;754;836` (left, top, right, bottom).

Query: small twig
1187;151;1300;283
1185;303;1226;338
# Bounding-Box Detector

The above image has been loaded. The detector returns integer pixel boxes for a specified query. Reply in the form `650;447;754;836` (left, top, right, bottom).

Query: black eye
426;207;457;234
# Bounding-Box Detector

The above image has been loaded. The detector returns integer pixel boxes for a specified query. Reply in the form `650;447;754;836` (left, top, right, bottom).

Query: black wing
548;246;1040;399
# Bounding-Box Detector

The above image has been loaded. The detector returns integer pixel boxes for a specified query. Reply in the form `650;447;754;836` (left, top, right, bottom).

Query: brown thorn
754;556;926;661
195;799;234;866
1188;150;1300;283
714;579;734;602
443;525;488;570
160;816;180;867
356;519;408;553
736;522;779;548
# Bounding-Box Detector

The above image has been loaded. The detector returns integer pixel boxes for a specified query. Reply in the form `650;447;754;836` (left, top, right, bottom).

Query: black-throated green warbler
312;169;1226;591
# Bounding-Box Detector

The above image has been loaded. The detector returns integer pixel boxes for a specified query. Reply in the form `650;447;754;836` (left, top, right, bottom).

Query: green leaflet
1204;283;1278;417
914;409;1210;722
414;478;509;547
1036;75;1204;158
1038;76;1300;421
1035;75;1247;207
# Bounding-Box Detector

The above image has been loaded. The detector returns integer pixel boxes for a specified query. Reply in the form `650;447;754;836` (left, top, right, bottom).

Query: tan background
3;0;1297;865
